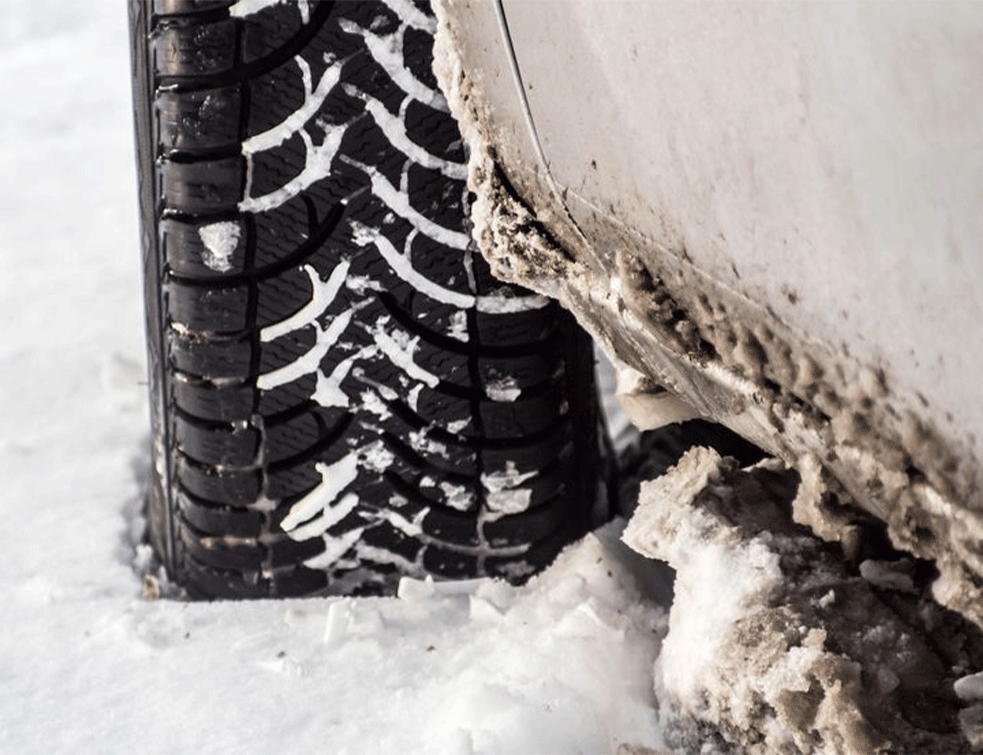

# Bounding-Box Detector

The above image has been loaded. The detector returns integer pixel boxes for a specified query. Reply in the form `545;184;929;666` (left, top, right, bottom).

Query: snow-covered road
0;3;669;752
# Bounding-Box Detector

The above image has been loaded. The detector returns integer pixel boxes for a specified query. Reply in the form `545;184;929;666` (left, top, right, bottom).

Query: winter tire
129;0;613;598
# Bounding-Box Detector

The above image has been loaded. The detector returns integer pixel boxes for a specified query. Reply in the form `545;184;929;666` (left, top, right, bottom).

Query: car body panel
434;0;983;627
503;0;983;466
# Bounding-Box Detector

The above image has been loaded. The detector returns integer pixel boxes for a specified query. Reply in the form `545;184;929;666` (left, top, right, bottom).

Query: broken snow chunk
359;440;394;473
956;671;983;702
197;221;240;272
323;598;353;646
877;666;901;695
468;594;503;623
407;383;424;411
398;575;487;602
614;362;698;430
623;446;972;755
397;575;437;602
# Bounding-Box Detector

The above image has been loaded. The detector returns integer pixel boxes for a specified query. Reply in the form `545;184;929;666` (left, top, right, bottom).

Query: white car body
434;0;983;625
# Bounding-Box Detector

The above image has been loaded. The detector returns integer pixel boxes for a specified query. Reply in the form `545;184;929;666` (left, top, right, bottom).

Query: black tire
129;0;612;598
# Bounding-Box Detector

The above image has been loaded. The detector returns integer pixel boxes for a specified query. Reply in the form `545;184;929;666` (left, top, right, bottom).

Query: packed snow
0;3;671;753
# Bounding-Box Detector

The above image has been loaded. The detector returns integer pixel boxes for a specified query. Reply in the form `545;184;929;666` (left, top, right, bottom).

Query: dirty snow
623;447;979;754
0;4;671;754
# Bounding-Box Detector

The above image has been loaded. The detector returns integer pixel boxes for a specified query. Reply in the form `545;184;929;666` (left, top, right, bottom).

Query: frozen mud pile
624;447;982;754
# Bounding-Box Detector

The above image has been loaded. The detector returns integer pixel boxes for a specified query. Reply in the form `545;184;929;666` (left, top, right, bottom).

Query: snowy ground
0;3;671;753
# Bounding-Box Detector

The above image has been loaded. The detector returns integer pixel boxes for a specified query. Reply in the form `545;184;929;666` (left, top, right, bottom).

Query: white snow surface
0;4;670;754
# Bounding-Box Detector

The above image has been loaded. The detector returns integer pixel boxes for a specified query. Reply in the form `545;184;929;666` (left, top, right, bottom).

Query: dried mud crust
130;0;610;598
623;447;983;755
431;0;983;634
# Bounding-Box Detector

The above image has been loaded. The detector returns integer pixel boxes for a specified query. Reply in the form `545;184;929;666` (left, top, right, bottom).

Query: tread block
179;521;265;570
479;393;563;440
153;1;233;16
162;217;247;278
420;507;480;547
481;434;572;478
169;330;252;378
159;155;244;214
266;459;324;501
167;279;250;332
175;414;259;467
483;493;574;549
257;327;316;375
153;19;237;78
474;308;558;348
178;492;264;537
478;351;563;393
264;407;349;464
182;557;270;599
240;3;304;63
270;566;329;597
256;372;317;415
413;388;471;429
359;521;423;564
177;456;262;504
174;377;254;422
421;546;477;580
267;534;325;568
403;98;466;163
157;85;242;153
